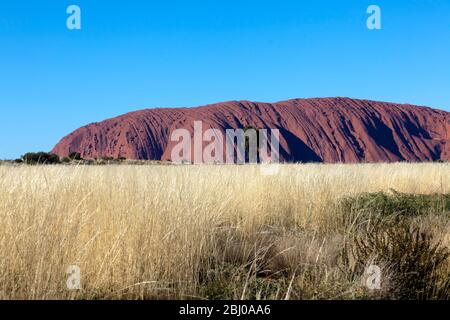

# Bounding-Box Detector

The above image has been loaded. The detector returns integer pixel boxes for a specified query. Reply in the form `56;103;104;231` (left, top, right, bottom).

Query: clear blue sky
1;0;449;159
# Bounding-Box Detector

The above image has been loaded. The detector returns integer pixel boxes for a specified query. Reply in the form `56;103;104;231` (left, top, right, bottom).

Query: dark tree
22;152;60;165
68;152;82;160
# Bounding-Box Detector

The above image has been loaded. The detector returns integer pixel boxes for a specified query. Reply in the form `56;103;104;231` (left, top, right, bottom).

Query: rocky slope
52;97;449;163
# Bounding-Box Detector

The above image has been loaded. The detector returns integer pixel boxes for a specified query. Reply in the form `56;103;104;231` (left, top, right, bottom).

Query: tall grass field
0;163;449;300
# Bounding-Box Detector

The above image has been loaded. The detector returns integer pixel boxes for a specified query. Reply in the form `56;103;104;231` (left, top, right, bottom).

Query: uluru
51;97;449;163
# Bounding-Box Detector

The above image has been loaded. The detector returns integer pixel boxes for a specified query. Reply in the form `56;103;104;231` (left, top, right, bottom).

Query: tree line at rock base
7;152;129;165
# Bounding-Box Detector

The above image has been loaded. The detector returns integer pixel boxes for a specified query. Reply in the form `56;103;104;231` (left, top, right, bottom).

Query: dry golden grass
0;163;448;300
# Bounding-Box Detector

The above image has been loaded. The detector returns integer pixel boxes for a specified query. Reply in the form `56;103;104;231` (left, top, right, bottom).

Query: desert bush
340;190;449;218
338;191;450;235
68;152;82;161
21;152;60;165
101;156;115;161
342;218;450;299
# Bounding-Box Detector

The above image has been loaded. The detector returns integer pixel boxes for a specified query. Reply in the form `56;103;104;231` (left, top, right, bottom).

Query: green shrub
340;191;450;225
342;218;450;299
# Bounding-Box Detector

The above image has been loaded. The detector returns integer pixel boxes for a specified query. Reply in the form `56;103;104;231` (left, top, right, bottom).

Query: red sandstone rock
51;97;449;163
